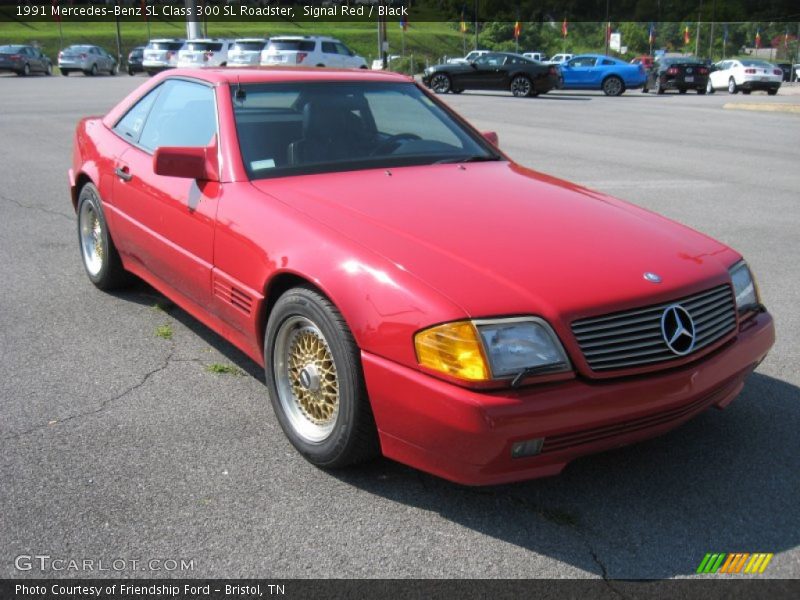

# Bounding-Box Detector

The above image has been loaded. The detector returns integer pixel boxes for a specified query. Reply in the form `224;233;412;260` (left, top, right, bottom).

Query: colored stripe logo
697;553;773;574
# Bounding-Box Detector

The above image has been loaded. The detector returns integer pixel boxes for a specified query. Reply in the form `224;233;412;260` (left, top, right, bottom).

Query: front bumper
363;312;774;486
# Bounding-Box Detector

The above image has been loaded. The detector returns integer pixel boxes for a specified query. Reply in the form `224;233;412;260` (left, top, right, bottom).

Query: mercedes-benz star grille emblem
661;304;696;356
643;272;662;283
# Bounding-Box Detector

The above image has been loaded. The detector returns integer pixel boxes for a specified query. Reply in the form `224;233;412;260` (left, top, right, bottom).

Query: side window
114;86;161;143
138;80;217;152
335;43;352;56
602;59;614;66
321;42;337;54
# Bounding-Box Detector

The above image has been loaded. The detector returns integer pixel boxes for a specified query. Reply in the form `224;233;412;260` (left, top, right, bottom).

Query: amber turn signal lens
414;321;490;381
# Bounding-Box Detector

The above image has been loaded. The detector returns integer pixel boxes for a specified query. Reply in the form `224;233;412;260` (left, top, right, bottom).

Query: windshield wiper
434;155;501;164
510;362;569;389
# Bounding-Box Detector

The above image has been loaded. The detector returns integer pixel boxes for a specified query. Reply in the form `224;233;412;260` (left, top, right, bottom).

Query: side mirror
481;131;499;146
153;136;219;181
469;61;478;68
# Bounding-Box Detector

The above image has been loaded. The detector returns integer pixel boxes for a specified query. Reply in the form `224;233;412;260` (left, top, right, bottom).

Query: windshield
233;41;267;51
185;42;223;52
232;82;499;179
268;40;315;52
741;60;772;68
148;42;184;51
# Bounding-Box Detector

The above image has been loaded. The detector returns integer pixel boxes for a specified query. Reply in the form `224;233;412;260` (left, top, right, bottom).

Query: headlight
414;317;570;385
729;260;760;314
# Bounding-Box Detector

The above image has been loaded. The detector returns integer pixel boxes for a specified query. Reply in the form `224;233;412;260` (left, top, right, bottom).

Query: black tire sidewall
264;288;365;467
511;76;531;97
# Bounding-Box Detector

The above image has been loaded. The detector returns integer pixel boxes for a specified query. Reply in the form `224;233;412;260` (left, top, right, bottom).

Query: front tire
265;287;379;468
77;183;131;290
602;75;624;96
728;77;738;94
45;63;52;76
510;75;533;97
430;73;451;94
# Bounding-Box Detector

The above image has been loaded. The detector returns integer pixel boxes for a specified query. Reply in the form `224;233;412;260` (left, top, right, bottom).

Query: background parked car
708;58;783;95
177;39;233;68
522;51;548;62
631;55;655;70
447;50;490;65
0;44;51;76
643;56;709;94
546;53;573;65
262;36;367;68
142;39;184;75
127;46;144;76
423;52;561;97
58;44;117;76
228;38;269;67
774;63;792;82
560;54;646;96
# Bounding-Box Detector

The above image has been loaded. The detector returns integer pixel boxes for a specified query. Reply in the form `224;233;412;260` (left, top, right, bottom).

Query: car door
336;42;358;67
320;41;340;67
459;54;505;89
111;79;219;307
562;56;598;87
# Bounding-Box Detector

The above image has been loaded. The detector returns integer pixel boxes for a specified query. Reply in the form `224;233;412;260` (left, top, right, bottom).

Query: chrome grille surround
571;284;737;372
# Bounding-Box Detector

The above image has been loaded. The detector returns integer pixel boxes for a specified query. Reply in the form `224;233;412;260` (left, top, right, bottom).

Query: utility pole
185;0;201;40
604;0;610;56
694;0;703;56
708;0;716;59
114;3;123;68
474;0;479;50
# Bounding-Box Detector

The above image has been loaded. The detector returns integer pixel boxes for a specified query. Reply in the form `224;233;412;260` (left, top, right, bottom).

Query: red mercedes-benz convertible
69;68;774;485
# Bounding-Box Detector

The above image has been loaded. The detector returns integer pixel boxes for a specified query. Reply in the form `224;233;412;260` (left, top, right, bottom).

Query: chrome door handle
114;167;132;182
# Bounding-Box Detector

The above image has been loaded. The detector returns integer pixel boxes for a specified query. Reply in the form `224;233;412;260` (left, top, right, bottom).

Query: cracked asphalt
1;74;798;580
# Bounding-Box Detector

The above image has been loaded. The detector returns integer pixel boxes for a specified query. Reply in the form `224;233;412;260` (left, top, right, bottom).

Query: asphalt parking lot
1;74;798;580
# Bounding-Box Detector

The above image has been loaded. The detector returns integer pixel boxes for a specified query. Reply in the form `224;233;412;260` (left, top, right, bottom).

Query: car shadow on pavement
330;372;800;579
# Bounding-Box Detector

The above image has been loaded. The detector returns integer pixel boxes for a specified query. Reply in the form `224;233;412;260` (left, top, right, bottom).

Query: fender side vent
213;278;253;316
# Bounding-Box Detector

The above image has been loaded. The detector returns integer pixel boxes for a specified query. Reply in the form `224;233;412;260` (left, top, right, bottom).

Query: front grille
571;284;736;372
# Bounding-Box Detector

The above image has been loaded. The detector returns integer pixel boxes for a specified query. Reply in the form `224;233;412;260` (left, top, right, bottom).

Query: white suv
142;39;185;74
177;39;233;68
546;53;573;65
228;38;269;67
261;36;367;68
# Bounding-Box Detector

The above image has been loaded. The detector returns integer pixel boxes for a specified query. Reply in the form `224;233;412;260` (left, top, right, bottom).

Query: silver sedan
58;45;118;76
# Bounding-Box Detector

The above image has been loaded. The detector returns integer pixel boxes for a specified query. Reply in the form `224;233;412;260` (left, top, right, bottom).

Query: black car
127;46;145;75
643;56;710;94
422;52;561;98
775;63;793;82
0;44;52;76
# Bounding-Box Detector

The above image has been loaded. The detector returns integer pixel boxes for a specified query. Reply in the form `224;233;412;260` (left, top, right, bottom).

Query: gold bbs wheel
79;197;105;277
274;316;340;442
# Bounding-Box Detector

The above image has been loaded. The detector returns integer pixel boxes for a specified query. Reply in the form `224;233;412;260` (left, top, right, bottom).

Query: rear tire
61;69;69;76
768;88;778;96
679;88;687;94
742;89;751;95
655;77;665;94
706;79;714;94
601;75;624;96
510;75;533;97
77;183;131;290
18;63;30;76
265;286;379;468
697;88;706;95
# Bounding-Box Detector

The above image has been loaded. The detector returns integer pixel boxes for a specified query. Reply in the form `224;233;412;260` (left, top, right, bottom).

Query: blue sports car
559;54;647;96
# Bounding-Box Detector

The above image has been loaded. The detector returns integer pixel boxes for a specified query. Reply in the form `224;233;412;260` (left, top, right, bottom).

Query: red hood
251;162;737;324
